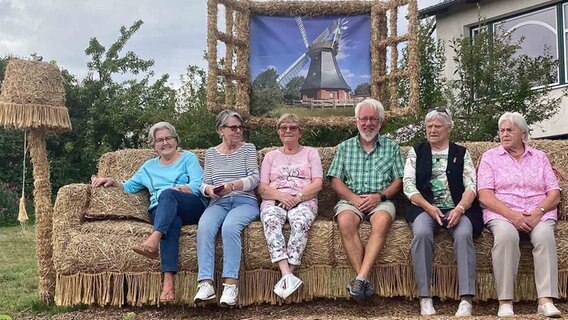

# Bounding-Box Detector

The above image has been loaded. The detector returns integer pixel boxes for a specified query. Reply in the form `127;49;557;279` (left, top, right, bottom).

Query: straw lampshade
0;59;71;130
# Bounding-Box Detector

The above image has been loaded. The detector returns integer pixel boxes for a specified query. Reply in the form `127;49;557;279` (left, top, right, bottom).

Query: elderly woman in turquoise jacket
91;121;207;303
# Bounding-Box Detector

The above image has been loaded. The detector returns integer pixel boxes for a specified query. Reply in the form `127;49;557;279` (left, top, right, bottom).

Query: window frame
469;1;568;87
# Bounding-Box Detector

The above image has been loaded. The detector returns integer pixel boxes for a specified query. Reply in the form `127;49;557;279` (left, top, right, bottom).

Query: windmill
276;17;351;101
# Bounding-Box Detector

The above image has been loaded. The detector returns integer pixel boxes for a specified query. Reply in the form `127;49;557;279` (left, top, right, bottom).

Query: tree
448;23;563;141
354;83;371;96
283;76;304;102
250;68;284;116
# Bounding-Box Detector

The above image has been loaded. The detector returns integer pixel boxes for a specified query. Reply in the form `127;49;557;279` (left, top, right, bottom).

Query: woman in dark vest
402;108;482;317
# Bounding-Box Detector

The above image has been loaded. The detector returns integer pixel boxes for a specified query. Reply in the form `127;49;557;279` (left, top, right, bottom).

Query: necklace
281;146;301;165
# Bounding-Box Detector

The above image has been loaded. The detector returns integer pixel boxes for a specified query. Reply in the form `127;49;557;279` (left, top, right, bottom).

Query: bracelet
229;182;235;192
456;205;466;214
297;192;305;201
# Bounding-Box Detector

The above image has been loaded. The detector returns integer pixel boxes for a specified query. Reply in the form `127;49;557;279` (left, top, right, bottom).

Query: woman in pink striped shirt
477;112;561;318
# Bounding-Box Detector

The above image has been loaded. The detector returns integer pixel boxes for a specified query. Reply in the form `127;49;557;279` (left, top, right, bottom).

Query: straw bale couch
52;140;568;307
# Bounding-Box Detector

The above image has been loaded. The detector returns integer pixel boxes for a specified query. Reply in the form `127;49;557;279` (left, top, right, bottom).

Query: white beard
359;128;379;142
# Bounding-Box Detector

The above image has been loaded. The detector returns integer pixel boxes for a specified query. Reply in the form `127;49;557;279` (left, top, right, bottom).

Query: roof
419;0;480;18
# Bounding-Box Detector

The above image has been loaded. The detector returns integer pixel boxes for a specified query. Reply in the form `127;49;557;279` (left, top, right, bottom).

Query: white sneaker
273;277;285;298
455;300;473;317
278;274;303;299
420;297;436;316
538;302;561;318
219;283;238;306
497;303;514;317
193;282;216;303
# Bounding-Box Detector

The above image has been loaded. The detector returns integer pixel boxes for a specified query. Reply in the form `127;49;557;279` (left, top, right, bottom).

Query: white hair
148;122;179;146
354;98;385;122
498;112;530;141
425;108;453;129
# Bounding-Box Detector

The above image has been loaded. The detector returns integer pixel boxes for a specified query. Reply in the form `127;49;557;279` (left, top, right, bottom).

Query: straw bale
559;181;567;220
243;221;334;270
250;1;372;16
86;187;151;223
97;149;156;181
53;184;91;232
235;8;251;115
0;59;71;130
317;147;340;219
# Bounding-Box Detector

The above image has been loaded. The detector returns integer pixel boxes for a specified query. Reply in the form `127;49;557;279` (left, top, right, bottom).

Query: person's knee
221;222;242;240
531;229;556;247
413;225;434;241
337;212;359;235
290;218;309;233
494;228;519;246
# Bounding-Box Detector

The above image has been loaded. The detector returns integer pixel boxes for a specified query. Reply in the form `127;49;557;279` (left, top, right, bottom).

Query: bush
0;183;33;227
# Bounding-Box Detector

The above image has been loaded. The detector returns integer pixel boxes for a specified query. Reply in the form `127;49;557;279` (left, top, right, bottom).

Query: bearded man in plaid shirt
327;98;404;303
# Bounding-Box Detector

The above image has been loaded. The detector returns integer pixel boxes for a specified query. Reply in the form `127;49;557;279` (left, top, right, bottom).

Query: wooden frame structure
207;0;419;128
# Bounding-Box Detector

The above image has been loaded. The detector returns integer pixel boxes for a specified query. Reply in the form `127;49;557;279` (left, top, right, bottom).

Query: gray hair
498;112;529;141
425;108;453;129
148;121;179;146
355;98;385;122
215;109;244;129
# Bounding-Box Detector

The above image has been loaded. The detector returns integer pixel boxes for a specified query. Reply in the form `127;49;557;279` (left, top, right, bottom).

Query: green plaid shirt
327;135;404;199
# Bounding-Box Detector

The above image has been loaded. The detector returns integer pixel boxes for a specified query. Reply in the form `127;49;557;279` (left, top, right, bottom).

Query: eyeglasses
223;125;244;132
357;117;380;123
431;107;449;115
279;125;299;132
155;136;176;145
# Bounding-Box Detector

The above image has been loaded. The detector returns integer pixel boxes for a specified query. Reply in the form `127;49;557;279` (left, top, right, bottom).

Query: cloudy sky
0;0;440;86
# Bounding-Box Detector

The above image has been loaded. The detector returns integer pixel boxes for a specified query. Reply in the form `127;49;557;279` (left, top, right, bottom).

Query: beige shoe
455;300;472;317
538;302;561;318
497;303;514;317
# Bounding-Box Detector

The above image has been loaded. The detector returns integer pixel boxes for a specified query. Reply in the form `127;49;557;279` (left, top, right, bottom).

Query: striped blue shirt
123;150;206;210
200;142;260;201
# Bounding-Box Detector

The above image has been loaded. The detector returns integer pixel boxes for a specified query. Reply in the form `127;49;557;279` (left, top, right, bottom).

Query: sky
0;0;440;87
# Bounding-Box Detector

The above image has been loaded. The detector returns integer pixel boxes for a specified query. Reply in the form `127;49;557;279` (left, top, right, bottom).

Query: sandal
160;289;175;303
132;243;159;260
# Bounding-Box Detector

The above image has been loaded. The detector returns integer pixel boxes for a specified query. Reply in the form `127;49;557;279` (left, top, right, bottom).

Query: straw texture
86;187;151;223
51;141;568;307
0;59;71;130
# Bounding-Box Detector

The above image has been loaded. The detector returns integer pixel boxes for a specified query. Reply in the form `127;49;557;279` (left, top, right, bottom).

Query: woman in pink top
477;112;561;318
258;113;323;300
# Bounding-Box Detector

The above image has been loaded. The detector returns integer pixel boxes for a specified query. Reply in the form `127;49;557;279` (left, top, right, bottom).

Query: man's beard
359;127;379;142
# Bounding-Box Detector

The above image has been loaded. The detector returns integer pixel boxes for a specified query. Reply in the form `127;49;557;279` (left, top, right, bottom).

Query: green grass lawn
0;225;84;317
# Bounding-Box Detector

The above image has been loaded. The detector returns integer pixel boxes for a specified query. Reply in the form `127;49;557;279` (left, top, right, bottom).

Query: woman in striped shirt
193;110;260;306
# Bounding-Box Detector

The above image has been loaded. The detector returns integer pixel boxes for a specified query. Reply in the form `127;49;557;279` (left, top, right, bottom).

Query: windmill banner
249;14;371;117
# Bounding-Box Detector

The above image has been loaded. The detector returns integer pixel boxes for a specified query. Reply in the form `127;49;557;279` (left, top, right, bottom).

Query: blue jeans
196;196;260;281
149;189;206;273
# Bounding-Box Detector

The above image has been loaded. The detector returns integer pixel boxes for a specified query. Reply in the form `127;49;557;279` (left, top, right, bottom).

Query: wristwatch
379;192;387;202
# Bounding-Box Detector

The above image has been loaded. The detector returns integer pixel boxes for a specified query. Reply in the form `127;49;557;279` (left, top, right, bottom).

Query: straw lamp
0;58;71;303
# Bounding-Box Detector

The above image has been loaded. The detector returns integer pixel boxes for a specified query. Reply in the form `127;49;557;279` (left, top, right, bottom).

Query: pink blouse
260;146;323;212
477;145;560;224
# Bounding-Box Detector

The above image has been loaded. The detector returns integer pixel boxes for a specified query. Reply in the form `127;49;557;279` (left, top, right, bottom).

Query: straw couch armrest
53;183;91;231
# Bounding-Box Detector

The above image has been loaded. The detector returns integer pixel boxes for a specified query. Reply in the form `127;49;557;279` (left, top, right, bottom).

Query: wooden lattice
206;0;419;127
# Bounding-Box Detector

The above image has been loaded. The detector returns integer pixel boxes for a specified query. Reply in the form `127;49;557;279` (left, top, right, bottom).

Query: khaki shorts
334;200;396;222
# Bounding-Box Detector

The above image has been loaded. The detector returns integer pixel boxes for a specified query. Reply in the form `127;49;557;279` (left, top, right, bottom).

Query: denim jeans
196;196;260;281
149;189;206;273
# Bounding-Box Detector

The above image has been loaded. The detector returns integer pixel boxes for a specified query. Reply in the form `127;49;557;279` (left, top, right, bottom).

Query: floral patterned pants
260;203;316;265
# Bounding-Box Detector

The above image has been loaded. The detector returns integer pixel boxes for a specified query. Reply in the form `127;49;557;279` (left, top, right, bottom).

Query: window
472;2;568;86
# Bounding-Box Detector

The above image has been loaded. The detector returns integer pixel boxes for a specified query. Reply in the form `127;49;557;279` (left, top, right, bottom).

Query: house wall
435;0;567;138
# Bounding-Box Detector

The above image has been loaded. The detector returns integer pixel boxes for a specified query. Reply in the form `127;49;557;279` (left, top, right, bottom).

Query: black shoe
346;279;368;303
365;282;376;299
